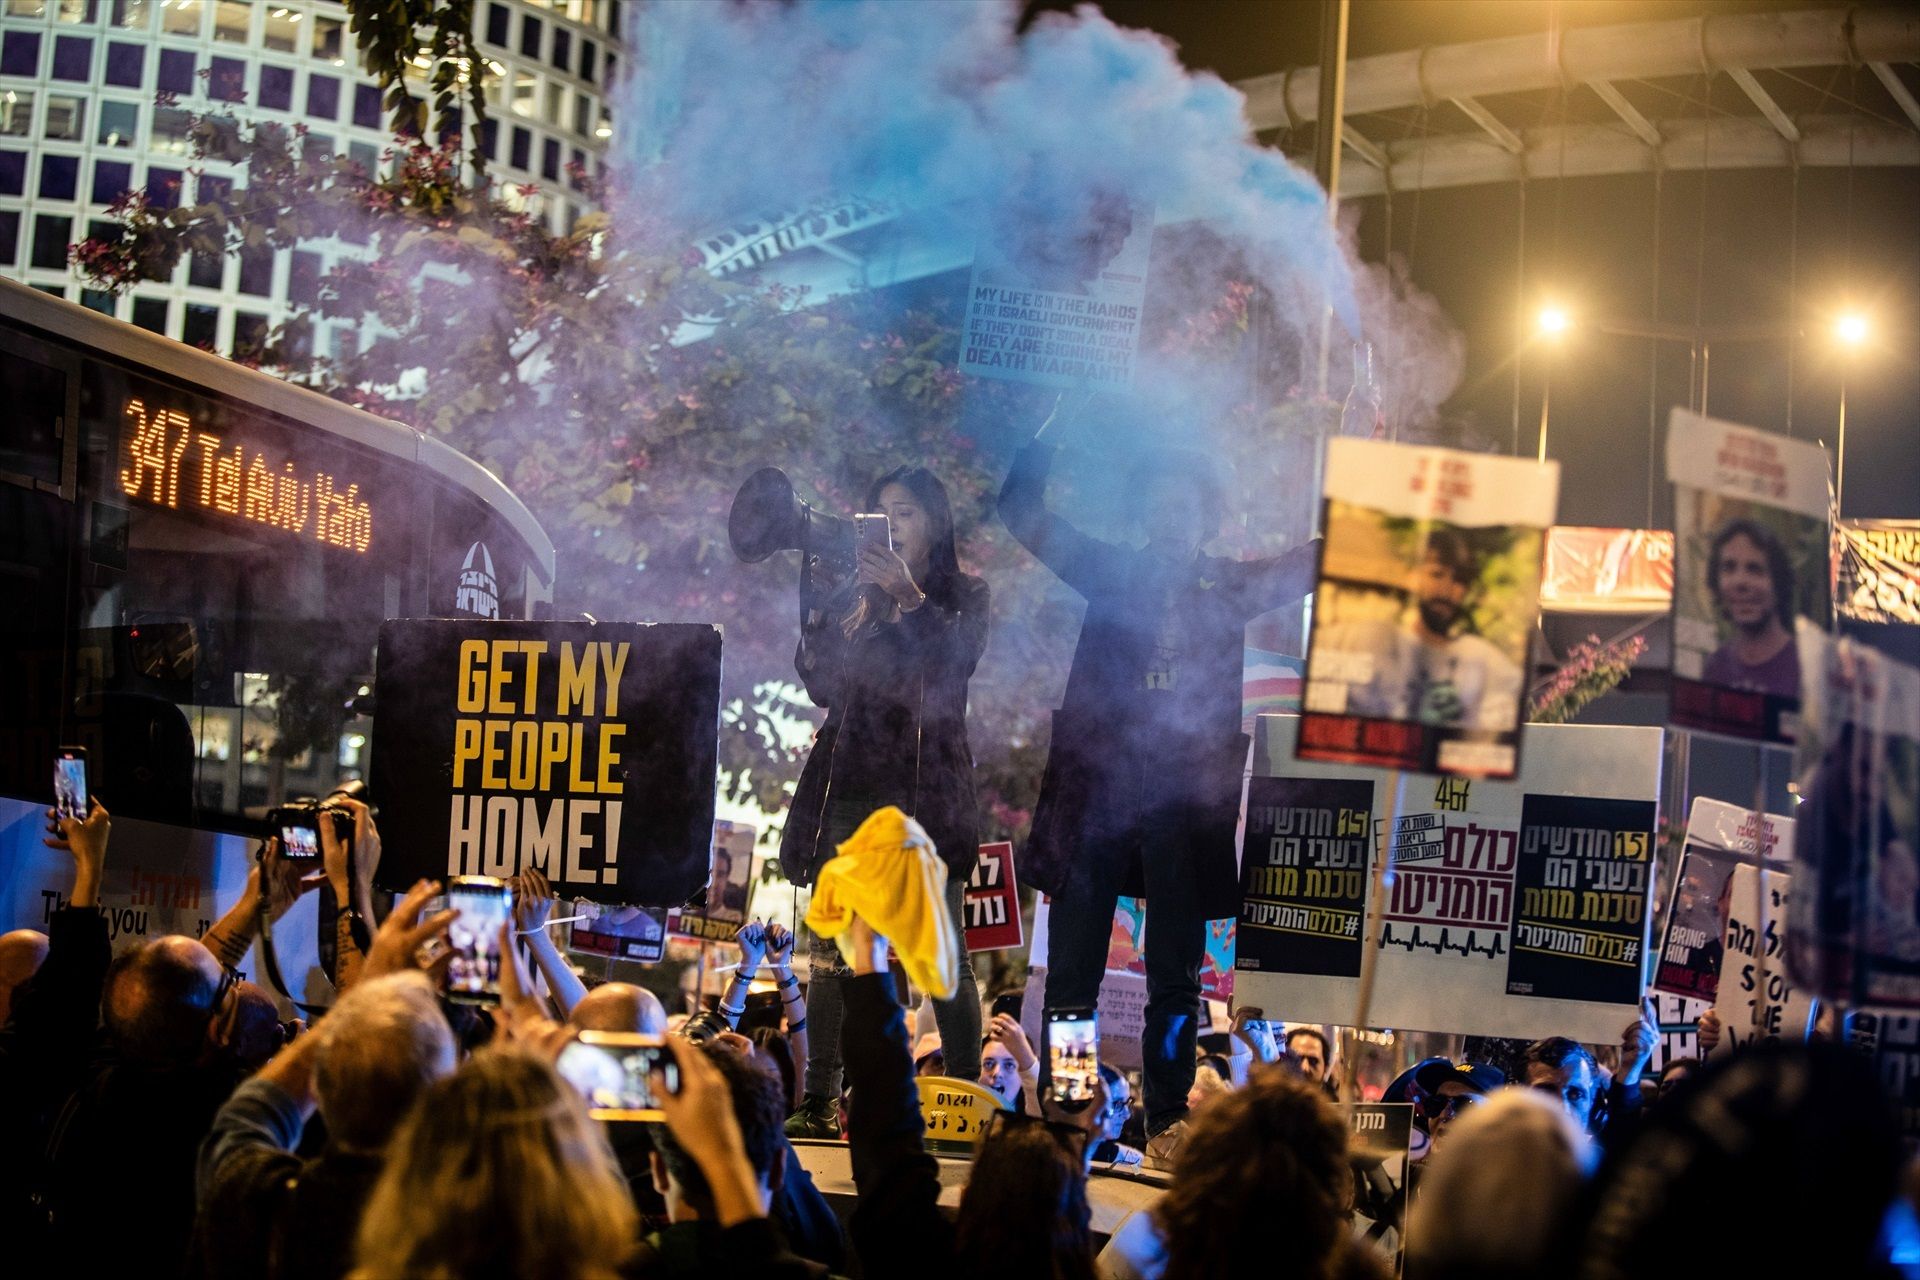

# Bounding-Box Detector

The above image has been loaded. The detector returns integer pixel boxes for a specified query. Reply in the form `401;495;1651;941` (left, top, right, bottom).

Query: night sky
1023;0;1919;528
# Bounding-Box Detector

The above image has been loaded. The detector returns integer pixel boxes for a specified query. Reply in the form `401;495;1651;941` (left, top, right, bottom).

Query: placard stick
1345;769;1407;1100
1751;744;1771;1042
694;938;708;1016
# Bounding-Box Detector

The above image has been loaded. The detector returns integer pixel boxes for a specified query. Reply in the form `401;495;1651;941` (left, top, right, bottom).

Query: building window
604;51;616;84
0;150;24;195
5;0;47;14
91;158;132;204
511;72;536;118
189;244;223;288
347;139;376;175
0;31;41;77
56;0;97;21
352;83;381;130
161;0;201;37
0;209;19;266
82;288;116;316
545;82;563;125
258;64;293;111
181;303;219;349
520;14;541;59
151;105;194;153
232;311;268;355
103;41;143;86
580;38;596;83
288;248;320;304
198;172;232;209
97;100;137;147
301;130;331;163
210;56;246;103
510;125;530;171
44;95;85;142
0;92;31;138
262;6;299;53
237;243;273;295
212;1;250;44
130;295;167;332
484;3;509;47
146;165;181;207
477;117;498;160
157;47;195;95
110;0;147;28
51;35;93;81
573;93;589;138
305;73;339;121
551;28;571;75
40;154;79;200
542;136;559;181
32;214;72;270
313;15;344;63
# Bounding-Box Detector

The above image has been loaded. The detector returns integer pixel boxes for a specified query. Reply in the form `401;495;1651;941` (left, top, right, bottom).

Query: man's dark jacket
998;440;1319;919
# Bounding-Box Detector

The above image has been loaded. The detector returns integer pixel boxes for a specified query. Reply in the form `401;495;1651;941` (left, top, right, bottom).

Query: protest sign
369;620;722;904
1789;626;1920;1011
1301;439;1559;779
569;903;669;964
1850;1012;1920;1148
1706;861;1816;1055
958;198;1152;393
1239;715;1662;1042
1237;776;1372;979
1837;520;1920;626
669;821;757;943
1653;797;1792;1001
1666;409;1830;743
1346;1103;1414;1266
964;841;1024;953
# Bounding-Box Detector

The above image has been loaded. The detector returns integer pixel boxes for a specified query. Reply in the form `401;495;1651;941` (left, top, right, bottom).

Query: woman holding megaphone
773;465;989;1138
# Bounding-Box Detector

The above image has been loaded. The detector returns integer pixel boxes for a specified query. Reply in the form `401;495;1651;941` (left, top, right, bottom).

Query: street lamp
1534;305;1570;463
1834;312;1869;514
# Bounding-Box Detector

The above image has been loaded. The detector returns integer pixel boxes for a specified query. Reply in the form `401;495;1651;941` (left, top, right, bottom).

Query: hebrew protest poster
1301;439;1559;780
1346;1103;1414;1267
959;197;1152;392
670;821;757;943
1667;409;1830;743
370;620;722;905
1789;626;1920;1012
1653;797;1792;1002
1704;861;1816;1056
1237;776;1372;979
1239;715;1662;1043
570;903;669;964
1837;520;1920;626
964;841;1024;953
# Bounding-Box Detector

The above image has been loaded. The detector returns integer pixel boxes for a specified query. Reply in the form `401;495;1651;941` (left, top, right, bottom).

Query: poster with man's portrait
1300;440;1560;779
1666;409;1830;743
671;820;758;943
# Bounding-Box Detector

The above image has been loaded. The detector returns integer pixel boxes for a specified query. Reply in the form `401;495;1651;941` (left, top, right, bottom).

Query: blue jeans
802;800;980;1100
1044;796;1207;1136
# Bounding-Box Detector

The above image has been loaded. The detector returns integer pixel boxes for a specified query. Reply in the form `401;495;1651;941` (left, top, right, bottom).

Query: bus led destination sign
119;397;374;552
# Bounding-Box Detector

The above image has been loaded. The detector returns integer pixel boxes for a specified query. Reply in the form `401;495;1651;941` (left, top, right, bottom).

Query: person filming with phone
776;466;990;1139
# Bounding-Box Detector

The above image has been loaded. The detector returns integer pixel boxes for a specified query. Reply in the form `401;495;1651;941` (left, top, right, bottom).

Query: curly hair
1707;517;1795;628
1153;1066;1353;1280
953;1122;1097;1280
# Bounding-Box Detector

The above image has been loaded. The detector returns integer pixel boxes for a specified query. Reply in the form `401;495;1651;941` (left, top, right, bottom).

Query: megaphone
728;467;854;567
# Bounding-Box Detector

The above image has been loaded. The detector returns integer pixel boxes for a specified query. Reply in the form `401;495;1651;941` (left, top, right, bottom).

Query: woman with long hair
349;1049;637;1280
779;466;989;1137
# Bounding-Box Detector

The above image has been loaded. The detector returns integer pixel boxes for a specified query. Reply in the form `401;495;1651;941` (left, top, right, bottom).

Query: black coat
777;571;990;885
999;441;1319;921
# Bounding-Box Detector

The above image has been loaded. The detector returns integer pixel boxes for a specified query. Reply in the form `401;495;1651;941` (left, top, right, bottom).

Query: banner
1836;520;1920;626
369;620;722;904
569;903;669;964
669;821;757;943
1666;409;1830;743
958;199;1152;392
1653;797;1792;1001
1540;526;1674;613
1789;626;1920;1012
1238;715;1662;1042
1237;776;1371;978
1346;1103;1414;1266
964;841;1024;953
1301;439;1559;779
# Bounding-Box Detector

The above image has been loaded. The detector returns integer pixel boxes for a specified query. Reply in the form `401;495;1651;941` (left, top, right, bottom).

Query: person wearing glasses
1410;1059;1504;1153
1090;1064;1143;1167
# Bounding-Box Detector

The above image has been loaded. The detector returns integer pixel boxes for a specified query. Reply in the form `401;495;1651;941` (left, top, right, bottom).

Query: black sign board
1504;794;1655;1005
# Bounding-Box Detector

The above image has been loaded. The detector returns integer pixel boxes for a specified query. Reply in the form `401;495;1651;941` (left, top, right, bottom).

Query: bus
0;278;555;1004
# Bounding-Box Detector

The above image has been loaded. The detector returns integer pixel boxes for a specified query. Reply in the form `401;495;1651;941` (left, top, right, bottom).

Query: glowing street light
1532;305;1571;464
1835;312;1869;347
1537;305;1572;338
1833;311;1870;514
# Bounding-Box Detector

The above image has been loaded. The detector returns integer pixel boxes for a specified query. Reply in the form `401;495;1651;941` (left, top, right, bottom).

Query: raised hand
735;920;768;973
361;879;457;983
988;1012;1036;1071
512;866;556;934
44;797;110;908
766;922;795;969
856;543;920;606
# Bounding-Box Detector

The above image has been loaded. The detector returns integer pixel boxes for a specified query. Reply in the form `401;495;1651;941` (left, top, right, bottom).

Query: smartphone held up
1046;1007;1100;1110
556;1032;681;1121
53;747;86;822
446;875;512;1005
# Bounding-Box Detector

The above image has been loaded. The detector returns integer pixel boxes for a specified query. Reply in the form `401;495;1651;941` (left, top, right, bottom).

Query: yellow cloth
804;806;958;1000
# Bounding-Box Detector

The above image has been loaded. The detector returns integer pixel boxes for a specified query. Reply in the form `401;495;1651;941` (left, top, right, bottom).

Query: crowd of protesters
0;793;1914;1279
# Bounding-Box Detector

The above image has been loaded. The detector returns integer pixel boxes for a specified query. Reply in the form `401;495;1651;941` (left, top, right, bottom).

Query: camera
677;1009;731;1047
269;788;358;859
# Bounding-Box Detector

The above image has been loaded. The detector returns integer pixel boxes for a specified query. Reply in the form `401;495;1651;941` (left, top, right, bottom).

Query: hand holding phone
53;748;87;823
556;1031;681;1121
445;875;513;1005
1046;1007;1099;1111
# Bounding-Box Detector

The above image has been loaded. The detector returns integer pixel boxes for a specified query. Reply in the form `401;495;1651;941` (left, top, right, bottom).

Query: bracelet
899;588;927;613
776;975;799;990
720;1003;747;1020
786;1018;808;1033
